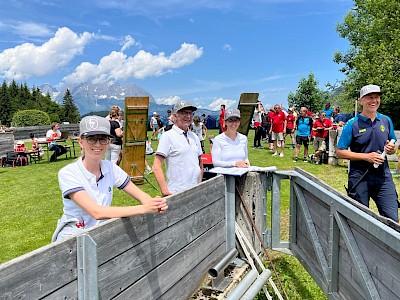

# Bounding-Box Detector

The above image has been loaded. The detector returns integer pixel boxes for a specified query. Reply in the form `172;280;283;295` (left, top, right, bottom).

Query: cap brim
175;106;197;113
81;131;113;137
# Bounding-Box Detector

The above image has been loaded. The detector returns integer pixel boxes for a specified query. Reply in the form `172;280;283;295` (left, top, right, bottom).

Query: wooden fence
2;168;400;299
271;168;400;300
0;176;226;299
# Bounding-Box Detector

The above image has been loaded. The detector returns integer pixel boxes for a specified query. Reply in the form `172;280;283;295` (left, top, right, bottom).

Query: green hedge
11;110;51;127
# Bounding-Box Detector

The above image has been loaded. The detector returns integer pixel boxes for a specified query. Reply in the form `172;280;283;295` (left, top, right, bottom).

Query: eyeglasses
226;118;240;123
84;136;110;145
178;111;194;116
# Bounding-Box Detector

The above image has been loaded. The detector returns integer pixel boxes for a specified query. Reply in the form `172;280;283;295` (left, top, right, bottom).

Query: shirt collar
77;157;111;180
358;112;381;122
172;124;187;135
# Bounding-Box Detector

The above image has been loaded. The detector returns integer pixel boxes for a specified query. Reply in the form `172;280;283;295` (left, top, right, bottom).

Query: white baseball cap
360;84;382;99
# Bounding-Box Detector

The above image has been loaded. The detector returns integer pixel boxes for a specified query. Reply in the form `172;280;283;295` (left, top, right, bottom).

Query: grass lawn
1;129;399;299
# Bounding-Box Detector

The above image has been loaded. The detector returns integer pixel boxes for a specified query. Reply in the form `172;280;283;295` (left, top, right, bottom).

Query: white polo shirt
212;132;249;167
57;158;130;228
156;125;202;193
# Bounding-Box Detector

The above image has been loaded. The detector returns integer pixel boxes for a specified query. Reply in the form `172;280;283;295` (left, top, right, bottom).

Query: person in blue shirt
323;102;334;120
337;84;398;222
293;107;313;162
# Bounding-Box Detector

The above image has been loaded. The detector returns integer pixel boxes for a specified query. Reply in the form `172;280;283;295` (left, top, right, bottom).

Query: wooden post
328;129;338;166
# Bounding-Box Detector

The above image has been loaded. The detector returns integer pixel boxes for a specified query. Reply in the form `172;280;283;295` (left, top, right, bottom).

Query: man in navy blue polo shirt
337;84;398;222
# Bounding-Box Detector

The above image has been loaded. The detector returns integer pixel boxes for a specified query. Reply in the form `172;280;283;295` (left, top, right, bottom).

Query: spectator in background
269;104;287;157
150;112;159;140
323;102;334;120
253;101;263;149
52;115;167;242
105;108;123;164
152;101;203;196
312;111;333;164
218;104;226;133
333;106;346;127
267;107;275;151
285;109;296;149
165;109;174;131
29;133;44;157
155;115;165;140
293;107;313;162
46;122;68;162
212;109;249;168
192;116;208;153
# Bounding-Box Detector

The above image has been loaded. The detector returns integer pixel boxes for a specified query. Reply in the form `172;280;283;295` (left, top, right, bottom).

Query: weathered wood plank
114;221;225;300
338;274;364;300
0;238;77;300
159;243;226;300
97;197;225;299
92;175;225;265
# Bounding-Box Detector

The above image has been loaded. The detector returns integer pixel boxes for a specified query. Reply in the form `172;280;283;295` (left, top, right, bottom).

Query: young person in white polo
52;116;168;242
152;101;204;196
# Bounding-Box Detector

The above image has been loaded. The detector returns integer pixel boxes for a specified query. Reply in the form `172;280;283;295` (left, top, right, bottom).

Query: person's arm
152;154;172;197
68;189;167;220
336;148;385;165
211;138;248;168
115;127;123;137
198;155;204;182
202;123;207;140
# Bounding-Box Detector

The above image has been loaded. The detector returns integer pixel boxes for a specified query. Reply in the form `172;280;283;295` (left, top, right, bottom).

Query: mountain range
39;82;217;118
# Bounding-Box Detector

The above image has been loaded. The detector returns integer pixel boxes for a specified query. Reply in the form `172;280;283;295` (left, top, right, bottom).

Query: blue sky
0;0;353;111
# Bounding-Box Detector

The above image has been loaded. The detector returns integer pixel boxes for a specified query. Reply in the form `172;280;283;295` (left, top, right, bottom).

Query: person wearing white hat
337;84;398;221
150;112;159;140
52;115;168;242
212;109;249;168
152;101;203;196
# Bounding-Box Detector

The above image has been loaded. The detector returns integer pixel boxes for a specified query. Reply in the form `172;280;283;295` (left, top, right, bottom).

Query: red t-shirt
271;111;287;133
286;114;296;129
313;118;332;139
219;109;225;125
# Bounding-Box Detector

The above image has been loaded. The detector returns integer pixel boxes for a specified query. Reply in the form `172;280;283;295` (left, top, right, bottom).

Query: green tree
62;89;80;123
334;0;400;127
0;81;13;126
287;73;324;113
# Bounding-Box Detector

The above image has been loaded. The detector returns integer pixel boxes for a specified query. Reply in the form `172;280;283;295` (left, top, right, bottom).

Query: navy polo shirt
337;112;396;176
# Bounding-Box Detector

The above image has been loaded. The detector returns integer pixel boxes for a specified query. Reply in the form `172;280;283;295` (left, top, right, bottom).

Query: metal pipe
208;248;238;278
225;269;258;300
241;269;272;300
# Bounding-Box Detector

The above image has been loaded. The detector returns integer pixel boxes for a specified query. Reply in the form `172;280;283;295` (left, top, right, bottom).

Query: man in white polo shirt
152;101;204;196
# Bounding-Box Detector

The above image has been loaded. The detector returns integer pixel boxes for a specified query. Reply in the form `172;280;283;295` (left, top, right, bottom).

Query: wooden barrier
2;168;400;299
0;176;226;300
0;132;14;157
272;168;400;300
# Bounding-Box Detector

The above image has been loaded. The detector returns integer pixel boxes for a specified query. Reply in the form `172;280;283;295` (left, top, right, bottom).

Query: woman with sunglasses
52;116;168;242
211;109;250;168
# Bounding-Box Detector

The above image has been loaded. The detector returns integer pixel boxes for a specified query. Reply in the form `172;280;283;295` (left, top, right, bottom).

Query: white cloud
0;27;93;80
155;95;182;105
223;44;232;51
120;35;141;52
11;22;53;38
208;98;237;111
63;42;203;84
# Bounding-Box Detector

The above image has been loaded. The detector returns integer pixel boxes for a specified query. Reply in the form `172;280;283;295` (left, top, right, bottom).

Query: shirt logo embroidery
109;186;112;193
380;125;385;132
359;129;366;133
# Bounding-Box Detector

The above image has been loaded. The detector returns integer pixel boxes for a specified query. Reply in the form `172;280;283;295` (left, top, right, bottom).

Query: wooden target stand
120;96;156;189
236;93;259;136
